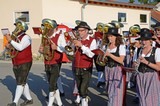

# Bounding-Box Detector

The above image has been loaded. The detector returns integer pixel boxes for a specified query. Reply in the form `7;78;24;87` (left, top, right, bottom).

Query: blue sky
117;0;139;3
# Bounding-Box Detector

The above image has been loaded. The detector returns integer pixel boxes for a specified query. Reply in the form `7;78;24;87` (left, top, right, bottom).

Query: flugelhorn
64;30;82;61
64;30;77;52
9;20;28;58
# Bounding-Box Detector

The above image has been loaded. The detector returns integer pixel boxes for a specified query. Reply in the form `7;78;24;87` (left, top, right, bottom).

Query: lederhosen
73;37;94;98
12;34;32;85
44;32;63;92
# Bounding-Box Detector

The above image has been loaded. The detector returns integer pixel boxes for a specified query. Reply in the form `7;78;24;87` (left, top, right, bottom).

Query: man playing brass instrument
38;18;66;106
6;20;33;106
69;21;97;106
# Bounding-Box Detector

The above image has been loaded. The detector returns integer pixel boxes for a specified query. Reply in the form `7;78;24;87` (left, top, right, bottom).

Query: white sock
13;85;24;104
75;95;81;103
73;81;79;94
81;98;88;106
57;77;64;93
23;83;32;100
48;92;55;106
55;89;63;106
98;72;105;82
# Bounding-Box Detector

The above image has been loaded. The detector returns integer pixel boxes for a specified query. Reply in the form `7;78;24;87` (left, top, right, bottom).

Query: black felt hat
154;23;160;29
76;21;91;30
106;27;122;36
136;31;156;40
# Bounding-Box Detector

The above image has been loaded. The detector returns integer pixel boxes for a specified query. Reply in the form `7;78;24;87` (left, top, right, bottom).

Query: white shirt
81;35;97;58
107;44;126;56
133;47;160;62
66;34;97;58
10;32;31;51
49;30;67;53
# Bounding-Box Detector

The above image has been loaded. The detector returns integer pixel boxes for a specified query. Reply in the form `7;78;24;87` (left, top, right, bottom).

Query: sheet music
68;31;75;39
1;28;10;35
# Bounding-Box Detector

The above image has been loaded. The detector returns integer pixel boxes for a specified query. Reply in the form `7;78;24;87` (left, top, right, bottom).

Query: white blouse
107;44;126;56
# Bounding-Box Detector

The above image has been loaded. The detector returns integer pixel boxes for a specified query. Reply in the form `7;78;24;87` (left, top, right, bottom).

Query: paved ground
0;60;138;106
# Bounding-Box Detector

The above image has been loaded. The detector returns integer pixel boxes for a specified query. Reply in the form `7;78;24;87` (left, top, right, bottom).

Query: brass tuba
9;20;28;58
129;25;140;55
129;25;140;36
96;23;114;66
111;20;124;28
41;18;57;61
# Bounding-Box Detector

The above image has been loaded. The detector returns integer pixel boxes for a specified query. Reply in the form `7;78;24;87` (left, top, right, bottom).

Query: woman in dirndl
104;27;126;106
134;30;160;106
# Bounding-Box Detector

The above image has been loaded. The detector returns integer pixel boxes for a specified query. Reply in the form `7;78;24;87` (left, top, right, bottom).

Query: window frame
140;14;147;23
118;12;127;23
14;11;30;24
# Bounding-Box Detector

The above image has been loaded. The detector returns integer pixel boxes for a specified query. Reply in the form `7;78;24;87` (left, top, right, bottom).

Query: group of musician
3;19;160;106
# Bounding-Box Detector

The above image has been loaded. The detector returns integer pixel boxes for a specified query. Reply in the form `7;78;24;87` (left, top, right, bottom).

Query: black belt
74;67;92;75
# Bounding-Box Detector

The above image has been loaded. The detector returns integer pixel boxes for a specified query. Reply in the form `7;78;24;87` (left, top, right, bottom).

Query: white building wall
42;0;82;26
0;0;43;53
83;5;150;31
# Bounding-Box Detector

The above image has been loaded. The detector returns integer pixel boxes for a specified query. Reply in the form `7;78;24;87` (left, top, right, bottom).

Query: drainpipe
81;0;88;21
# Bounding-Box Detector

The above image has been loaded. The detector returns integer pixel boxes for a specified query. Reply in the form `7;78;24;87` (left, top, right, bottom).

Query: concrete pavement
0;60;138;106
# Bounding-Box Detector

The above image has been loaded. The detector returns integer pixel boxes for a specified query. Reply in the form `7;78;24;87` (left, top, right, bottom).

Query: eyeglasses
78;29;85;32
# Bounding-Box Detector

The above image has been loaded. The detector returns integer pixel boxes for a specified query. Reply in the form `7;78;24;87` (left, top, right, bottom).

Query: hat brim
76;26;91;30
155;26;160;29
94;28;97;30
106;33;122;36
135;37;156;41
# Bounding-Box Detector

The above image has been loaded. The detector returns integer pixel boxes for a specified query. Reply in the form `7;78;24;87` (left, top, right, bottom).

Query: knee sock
75;95;81;103
13;85;24;104
55;89;63;106
48;92;55;106
23;83;32;100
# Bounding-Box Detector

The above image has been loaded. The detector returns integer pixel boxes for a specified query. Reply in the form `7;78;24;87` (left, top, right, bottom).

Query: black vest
106;46;121;68
138;47;156;73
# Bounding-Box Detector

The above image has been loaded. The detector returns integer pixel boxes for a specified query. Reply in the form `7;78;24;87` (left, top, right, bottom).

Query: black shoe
97;82;105;88
20;99;33;106
133;97;139;104
45;95;49;100
60;92;65;97
7;102;16;106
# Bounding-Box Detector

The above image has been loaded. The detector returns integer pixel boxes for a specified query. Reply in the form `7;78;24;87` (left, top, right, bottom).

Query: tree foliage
129;0;135;3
